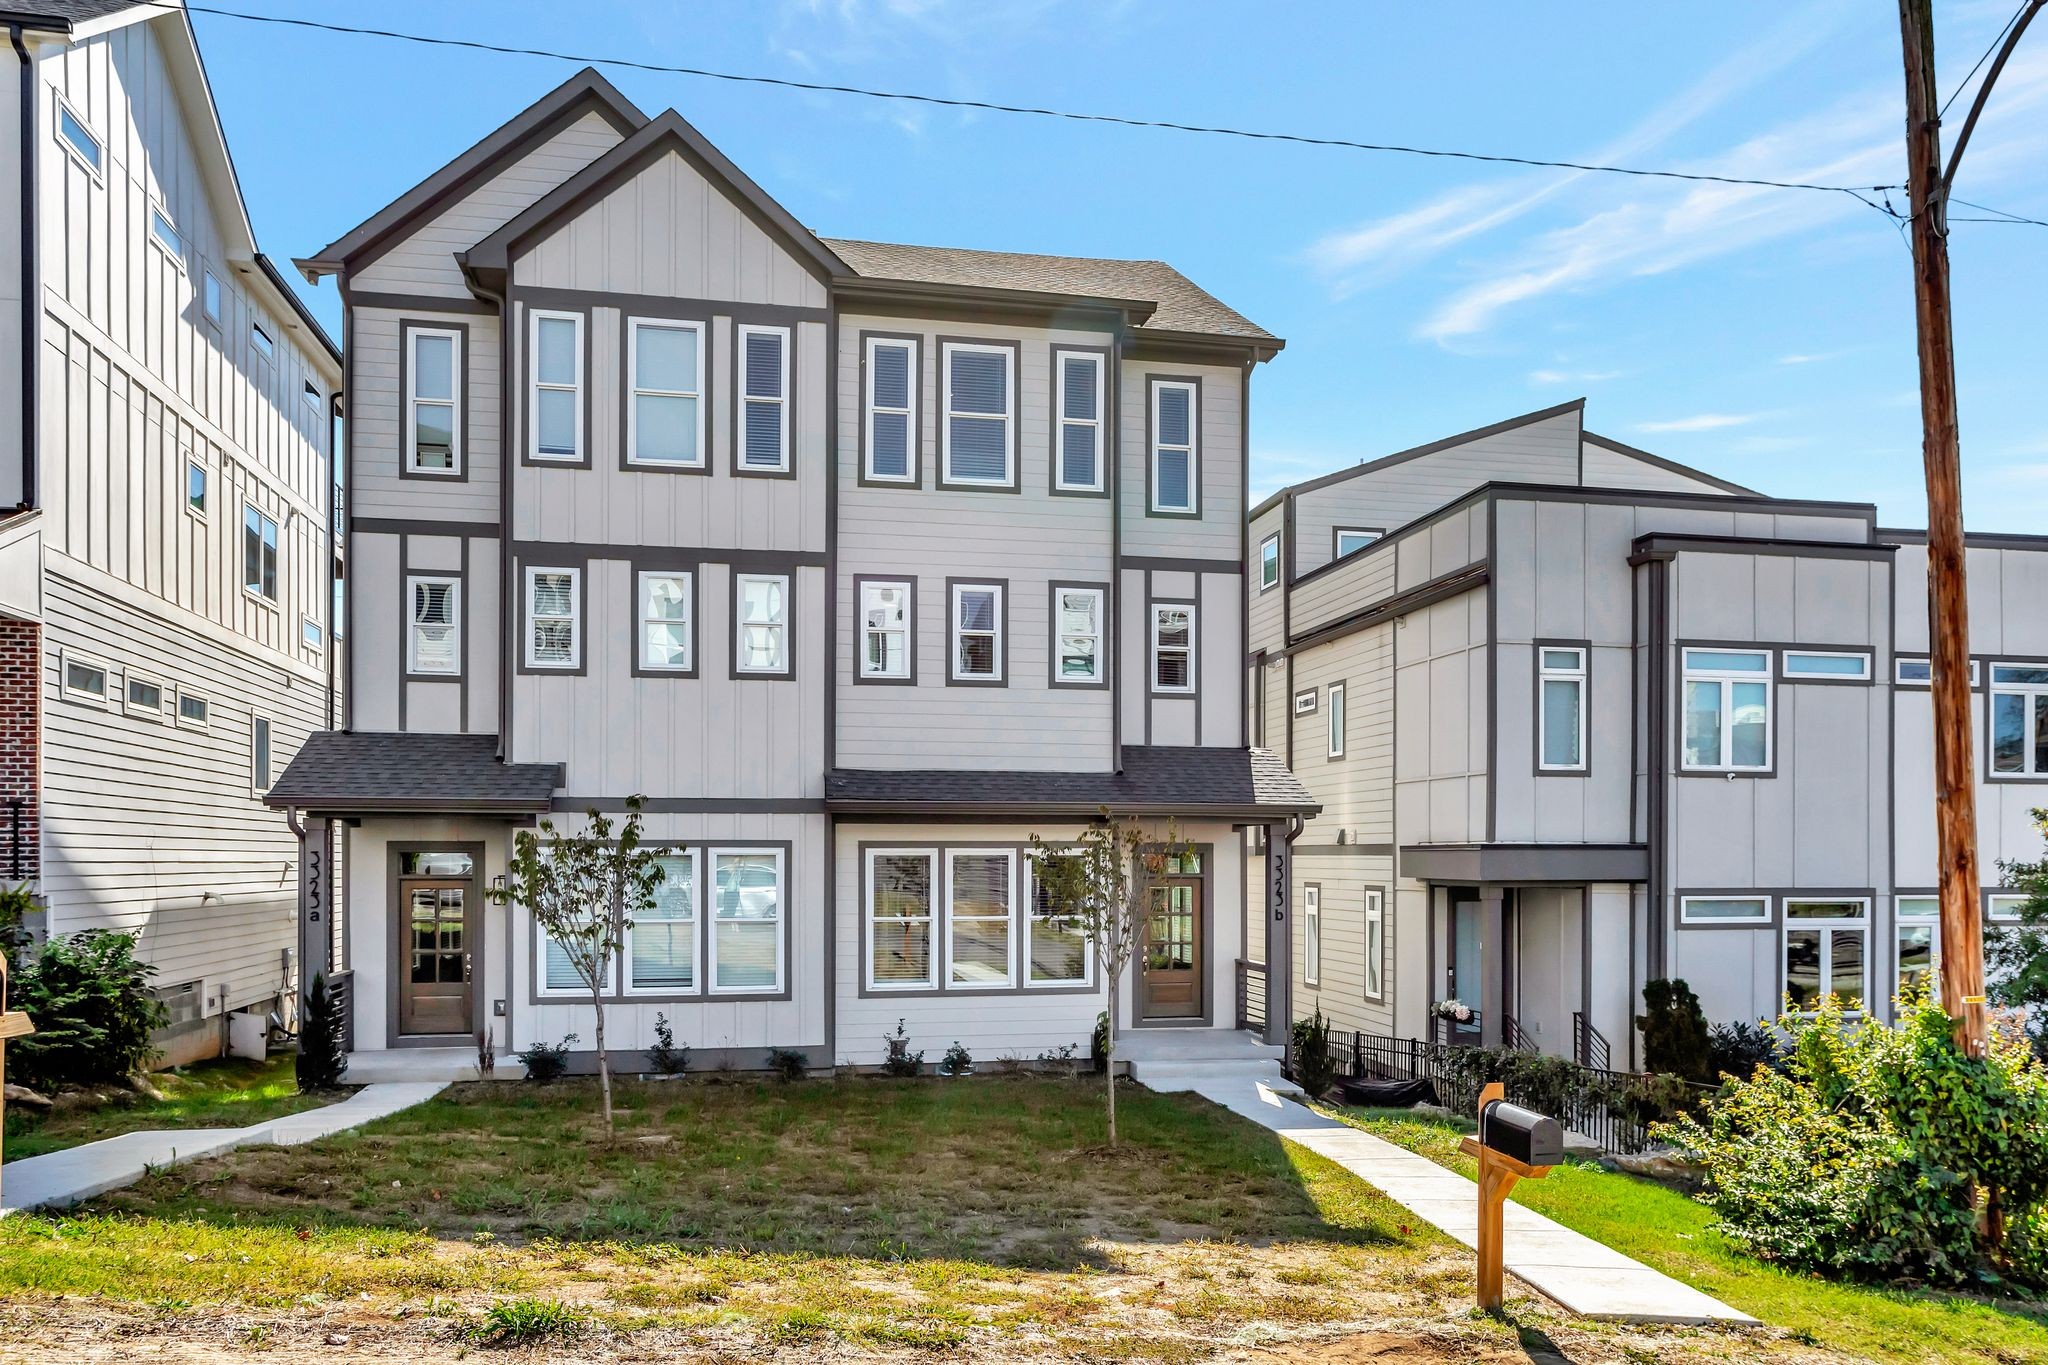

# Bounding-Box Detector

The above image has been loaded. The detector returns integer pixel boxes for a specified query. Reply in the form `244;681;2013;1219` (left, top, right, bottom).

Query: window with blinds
738;325;790;472
1152;604;1194;693
942;343;1012;486
1150;379;1197;513
1055;351;1103;492
525;567;580;669
865;337;917;482
951;582;1004;682
628;852;697;993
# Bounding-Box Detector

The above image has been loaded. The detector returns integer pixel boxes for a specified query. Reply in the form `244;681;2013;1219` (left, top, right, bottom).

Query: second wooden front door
1139;878;1203;1020
399;878;474;1037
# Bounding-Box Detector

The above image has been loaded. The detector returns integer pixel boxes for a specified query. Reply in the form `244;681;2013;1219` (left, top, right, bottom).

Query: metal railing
1500;1011;1538;1053
1235;959;1267;1033
329;969;355;1054
1573;1011;1613;1070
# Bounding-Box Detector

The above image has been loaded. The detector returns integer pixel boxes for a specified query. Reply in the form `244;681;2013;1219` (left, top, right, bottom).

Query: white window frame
940;341;1014;487
1895;895;1940;1003
736;323;791;473
1024;854;1095;989
1678;894;1770;926
1989;893;2029;924
626;316;707;469
1681;647;1773;773
404;325;464;476
865;847;939;992
148;204;184;270
1327;681;1346;758
60;651;109;706
1259;533;1281;592
176;690;210;730
1364;889;1386;1001
54;94;102;178
185;458;208;520
251;715;273;797
624;849;700;996
863;336;918;484
536;910;598;999
1303;884;1321;987
636;570;694;673
1149;379;1198;514
1538;646;1588;773
1151;603;1195;695
950;581;1005;683
1783;649;1872;681
1293;689;1318;716
251;322;275;363
406;574;463;676
1782;897;1871;1014
125;671;166;721
523;566;581;670
1053;350;1105;492
944;847;1017;989
859;579;912;681
1335;528;1381;558
302;617;324;654
202;268;223;326
1052;585;1104;686
1989;662;2048;776
708;846;785;995
733;572;791;676
242;503;280;603
527;308;584;462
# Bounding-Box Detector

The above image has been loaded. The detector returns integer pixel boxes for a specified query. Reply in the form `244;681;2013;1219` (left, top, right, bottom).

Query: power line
1940;1;2032;118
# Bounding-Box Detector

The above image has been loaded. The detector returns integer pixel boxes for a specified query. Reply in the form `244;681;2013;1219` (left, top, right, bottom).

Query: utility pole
1896;0;2042;1057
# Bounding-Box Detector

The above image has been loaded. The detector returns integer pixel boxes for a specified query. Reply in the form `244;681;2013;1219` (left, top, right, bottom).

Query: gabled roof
264;732;563;816
0;1;144;32
300;67;646;277
825;746;1318;820
1581;430;1757;496
461;107;849;288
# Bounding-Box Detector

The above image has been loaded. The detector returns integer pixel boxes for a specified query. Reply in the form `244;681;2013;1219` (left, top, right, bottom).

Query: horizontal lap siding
1117;360;1242;561
349;307;501;523
1290;624;1392;843
1393;588;1489;846
1296;851;1395;1038
1580;444;1730;496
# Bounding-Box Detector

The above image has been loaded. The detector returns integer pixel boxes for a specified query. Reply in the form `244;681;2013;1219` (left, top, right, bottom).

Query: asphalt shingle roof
0;1;145;28
821;238;1278;344
826;746;1317;818
264;732;562;815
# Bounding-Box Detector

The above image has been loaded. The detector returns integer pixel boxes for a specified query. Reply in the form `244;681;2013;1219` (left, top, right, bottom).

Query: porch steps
1120;1028;1301;1097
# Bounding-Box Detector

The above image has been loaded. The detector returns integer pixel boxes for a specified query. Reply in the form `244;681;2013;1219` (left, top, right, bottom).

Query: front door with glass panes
1139;852;1203;1020
400;878;475;1036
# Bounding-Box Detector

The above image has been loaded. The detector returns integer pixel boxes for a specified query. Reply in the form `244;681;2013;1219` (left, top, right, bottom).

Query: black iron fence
1234;959;1266;1033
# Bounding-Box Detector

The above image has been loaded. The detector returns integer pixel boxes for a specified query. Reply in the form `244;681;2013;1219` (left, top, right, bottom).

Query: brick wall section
0;617;39;883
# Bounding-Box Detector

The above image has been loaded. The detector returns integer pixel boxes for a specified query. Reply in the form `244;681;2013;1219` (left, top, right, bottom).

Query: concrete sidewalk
3;1081;446;1214
1188;1074;1755;1326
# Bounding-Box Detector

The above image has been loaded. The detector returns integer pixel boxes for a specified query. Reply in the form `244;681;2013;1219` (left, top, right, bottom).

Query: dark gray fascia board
1580;430;1758;496
833;275;1155;328
1280;563;1488;656
1628;532;1896;565
1878;526;2048;551
1400;842;1650;884
1122;325;1284;364
254;252;342;366
826;799;1321;820
265;797;554;818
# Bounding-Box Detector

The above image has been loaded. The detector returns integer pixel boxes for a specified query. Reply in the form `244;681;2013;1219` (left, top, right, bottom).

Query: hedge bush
10;930;167;1091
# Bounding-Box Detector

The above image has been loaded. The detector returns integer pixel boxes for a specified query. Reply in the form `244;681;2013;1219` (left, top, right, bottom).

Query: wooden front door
399;878;474;1036
1140;877;1203;1020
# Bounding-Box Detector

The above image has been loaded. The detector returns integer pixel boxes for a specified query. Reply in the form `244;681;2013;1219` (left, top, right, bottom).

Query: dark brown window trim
515;554;590;676
856;330;924;490
1047;580;1112;690
1048;344;1112;499
935;337;1023;494
519;303;595;470
617;309;713;476
852;574;918;686
1148;596;1199;700
945;576;1010;687
730;320;797;480
628;550;701;679
398;318;471;483
1143;373;1203;519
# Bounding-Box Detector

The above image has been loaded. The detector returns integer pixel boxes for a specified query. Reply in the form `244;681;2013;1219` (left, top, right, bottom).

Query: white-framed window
1679;895;1770;925
125;673;165;720
628;317;705;468
243;505;279;601
251;322;275;362
1025;855;1092;987
1990;663;2048;776
1894;656;1979;687
202;268;223;325
946;848;1015;988
55;95;102;176
1054;586;1104;685
1152;604;1194;694
1784;898;1869;1013
177;690;210;729
737;323;790;473
302;618;323;653
1054;350;1104;492
303;380;322;412
1293;689;1318;716
528;309;583;461
1681;648;1771;771
186;460;208;518
1327;681;1346;758
1303;884;1321;987
710;847;784;993
1364;890;1385;1000
405;325;462;475
951;582;1004;682
1989;893;2029;924
1896;895;1939;1003
864;336;917;483
61;653;108;705
867;848;937;990
941;342;1013;486
1539;646;1588;772
1259;533;1281;591
1149;379;1197;513
1335;528;1381;558
859;579;911;680
637;571;692;673
538;911;596;997
627;850;698;994
407;575;462;676
1784;649;1872;681
251;716;272;796
734;572;790;676
524;567;580;669
149;206;184;268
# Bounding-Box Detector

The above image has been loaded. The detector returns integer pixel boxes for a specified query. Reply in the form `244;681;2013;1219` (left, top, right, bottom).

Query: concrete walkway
3;1081;446;1214
1185;1073;1754;1326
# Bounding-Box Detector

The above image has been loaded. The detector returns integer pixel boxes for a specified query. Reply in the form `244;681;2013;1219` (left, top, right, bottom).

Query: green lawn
3;1055;332;1162
1332;1105;2048;1365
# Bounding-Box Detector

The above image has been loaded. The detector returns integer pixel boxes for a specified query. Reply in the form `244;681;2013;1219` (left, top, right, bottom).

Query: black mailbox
1479;1099;1563;1168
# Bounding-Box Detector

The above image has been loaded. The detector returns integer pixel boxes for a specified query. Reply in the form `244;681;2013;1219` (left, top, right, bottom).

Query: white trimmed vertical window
1026;858;1092;987
251;322;274;362
251;716;272;796
738;324;790;472
1327;682;1346;758
1784;898;1869;1013
735;573;790;675
951;582;1004;682
1055;351;1104;491
1150;379;1197;513
202;268;222;325
405;326;462;474
1152;604;1194;694
628;318;705;467
628;851;697;994
186;460;208;518
524;567;580;669
1682;648;1772;771
1364;890;1386;1000
1303;884;1321;987
860;580;911;680
1539;646;1588;771
1896;896;1939;1003
539;926;593;996
528;309;583;461
638;571;692;672
1054;586;1104;685
1336;528;1381;558
408;576;460;675
947;849;1015;987
1990;663;2048;776
56;97;101;175
149;206;183;267
942;342;1013;486
864;337;917;482
711;848;783;993
1259;533;1280;591
243;505;279;601
867;848;937;990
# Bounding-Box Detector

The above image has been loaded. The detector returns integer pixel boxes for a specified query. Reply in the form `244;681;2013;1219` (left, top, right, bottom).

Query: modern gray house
1;1;343;1063
1247;399;2048;1070
274;69;1315;1073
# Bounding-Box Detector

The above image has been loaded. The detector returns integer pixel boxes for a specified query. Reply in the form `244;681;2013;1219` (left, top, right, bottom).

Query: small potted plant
937;1040;974;1077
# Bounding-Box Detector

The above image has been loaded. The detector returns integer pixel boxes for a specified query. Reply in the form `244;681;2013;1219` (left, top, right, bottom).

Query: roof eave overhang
1124;325;1283;364
825;799;1319;821
263;797;554;818
830;275;1157;329
1400;842;1650;884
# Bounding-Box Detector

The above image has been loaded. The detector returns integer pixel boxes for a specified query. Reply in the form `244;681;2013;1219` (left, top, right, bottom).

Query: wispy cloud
1778;351;1844;365
1637;413;1761;433
1529;368;1622;386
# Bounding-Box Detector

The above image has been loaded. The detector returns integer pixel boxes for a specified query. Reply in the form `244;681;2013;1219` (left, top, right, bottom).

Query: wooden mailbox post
1457;1081;1562;1312
0;957;36;1199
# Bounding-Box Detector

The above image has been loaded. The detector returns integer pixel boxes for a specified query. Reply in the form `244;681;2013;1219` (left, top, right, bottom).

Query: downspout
10;23;38;512
325;392;341;730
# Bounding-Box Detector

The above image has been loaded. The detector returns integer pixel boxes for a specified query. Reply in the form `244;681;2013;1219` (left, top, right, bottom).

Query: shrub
470;1297;585;1346
646;1013;690;1076
515;1033;578;1083
1637;978;1714;1082
938;1041;973;1076
10;930;166;1091
0;883;34;960
1089;1011;1109;1073
295;972;348;1092
880;1019;923;1077
1290;1008;1338;1098
765;1047;809;1081
1707;1020;1785;1081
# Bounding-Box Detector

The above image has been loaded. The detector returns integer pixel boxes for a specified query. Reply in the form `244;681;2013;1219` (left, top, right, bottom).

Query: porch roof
1400;842;1649;884
263;731;562;817
824;746;1319;820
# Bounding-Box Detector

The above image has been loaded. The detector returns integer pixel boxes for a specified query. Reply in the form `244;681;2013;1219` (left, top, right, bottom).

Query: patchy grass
4;1056;332;1162
1335;1105;2048;1365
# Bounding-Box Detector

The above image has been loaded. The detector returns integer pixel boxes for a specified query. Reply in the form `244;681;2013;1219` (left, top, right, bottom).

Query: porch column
1262;820;1293;1046
1479;885;1504;1050
295;816;333;1022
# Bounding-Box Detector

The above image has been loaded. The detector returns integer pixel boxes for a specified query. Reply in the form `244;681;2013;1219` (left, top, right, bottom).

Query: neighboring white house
0;1;342;1064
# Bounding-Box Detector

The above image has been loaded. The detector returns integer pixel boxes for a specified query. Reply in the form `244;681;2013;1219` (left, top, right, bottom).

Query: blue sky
198;0;2046;528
